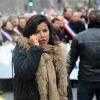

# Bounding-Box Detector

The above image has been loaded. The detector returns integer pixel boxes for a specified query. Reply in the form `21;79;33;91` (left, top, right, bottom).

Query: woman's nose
40;32;45;37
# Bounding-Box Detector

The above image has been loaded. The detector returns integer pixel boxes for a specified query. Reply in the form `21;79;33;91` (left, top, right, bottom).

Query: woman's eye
43;29;48;32
35;29;48;34
35;31;39;34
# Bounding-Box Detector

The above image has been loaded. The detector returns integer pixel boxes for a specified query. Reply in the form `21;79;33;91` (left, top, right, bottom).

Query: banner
67;43;79;80
0;43;15;79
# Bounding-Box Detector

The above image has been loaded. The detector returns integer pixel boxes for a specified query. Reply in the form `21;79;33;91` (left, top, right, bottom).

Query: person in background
0;19;17;93
51;17;63;44
13;15;73;100
1;20;18;43
57;15;73;43
77;8;88;29
68;9;100;100
68;11;86;34
13;16;27;36
63;7;73;22
11;15;19;27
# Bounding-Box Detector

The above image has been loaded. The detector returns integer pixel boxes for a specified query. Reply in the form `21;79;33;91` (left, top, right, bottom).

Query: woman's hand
28;35;39;46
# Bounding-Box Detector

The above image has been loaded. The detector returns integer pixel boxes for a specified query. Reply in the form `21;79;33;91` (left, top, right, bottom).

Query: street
0;92;13;100
0;88;96;100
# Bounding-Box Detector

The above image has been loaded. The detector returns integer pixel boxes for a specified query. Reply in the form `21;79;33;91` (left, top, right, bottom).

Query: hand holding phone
28;35;39;46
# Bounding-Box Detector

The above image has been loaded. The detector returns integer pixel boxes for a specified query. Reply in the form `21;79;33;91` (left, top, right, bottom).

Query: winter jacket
68;23;100;82
13;37;72;100
13;44;43;100
69;20;86;34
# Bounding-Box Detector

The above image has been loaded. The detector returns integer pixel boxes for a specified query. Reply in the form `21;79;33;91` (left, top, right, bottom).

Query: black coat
13;44;43;100
69;20;86;34
68;23;100;82
62;20;86;43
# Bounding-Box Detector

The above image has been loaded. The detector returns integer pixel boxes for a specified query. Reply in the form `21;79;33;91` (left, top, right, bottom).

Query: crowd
0;6;100;100
0;7;88;44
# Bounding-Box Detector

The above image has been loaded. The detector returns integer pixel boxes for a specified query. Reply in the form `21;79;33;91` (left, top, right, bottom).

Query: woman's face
35;22;50;46
5;21;13;30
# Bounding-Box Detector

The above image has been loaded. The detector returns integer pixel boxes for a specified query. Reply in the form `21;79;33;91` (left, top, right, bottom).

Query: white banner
0;43;15;79
67;43;79;80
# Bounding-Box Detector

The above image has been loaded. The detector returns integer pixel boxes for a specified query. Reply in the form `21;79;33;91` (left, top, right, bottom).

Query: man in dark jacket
68;9;100;100
68;11;86;34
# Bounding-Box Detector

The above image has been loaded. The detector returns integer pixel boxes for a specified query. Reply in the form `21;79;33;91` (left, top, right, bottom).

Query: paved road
0;88;96;100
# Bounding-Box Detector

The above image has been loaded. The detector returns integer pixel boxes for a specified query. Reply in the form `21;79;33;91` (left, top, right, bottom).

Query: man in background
68;9;100;100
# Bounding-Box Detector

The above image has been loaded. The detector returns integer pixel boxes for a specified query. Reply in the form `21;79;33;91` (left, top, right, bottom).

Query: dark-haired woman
13;15;72;100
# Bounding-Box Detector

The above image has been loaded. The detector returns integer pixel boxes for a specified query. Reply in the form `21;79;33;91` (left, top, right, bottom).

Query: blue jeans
77;82;100;100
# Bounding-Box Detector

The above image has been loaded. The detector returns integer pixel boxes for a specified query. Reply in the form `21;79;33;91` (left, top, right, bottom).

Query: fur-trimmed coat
13;36;71;100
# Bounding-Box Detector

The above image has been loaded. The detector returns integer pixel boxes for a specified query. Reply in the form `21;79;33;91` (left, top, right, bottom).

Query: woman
1;20;18;43
0;20;17;93
13;15;72;100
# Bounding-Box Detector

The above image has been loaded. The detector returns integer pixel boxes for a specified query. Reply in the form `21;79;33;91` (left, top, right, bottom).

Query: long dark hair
23;15;55;45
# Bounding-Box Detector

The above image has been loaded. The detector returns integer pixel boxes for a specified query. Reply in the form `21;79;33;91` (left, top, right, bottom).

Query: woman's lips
38;39;47;42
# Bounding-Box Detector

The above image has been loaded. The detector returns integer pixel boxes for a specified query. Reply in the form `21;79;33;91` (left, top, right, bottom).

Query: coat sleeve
13;44;43;80
67;36;79;75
